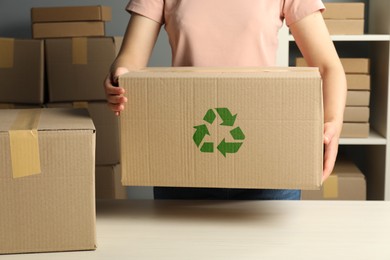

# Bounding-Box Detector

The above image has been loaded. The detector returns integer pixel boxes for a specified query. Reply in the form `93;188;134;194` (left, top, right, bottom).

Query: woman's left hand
322;121;341;182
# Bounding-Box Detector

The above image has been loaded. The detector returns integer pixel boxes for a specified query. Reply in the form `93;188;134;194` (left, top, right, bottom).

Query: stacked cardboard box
31;6;111;39
45;37;121;101
322;3;365;35
301;158;366;200
30;5;126;199
0;108;96;254
296;57;370;138
0;38;44;105
96;165;127;199
47;102;126;200
44;36;125;198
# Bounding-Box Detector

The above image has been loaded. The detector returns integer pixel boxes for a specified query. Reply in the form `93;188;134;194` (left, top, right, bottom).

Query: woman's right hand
104;67;129;116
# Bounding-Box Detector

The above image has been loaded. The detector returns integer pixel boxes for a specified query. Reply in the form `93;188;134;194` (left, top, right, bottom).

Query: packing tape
323;175;338;199
0;38;14;68
9;109;42;178
72;37;88;65
73;101;89;109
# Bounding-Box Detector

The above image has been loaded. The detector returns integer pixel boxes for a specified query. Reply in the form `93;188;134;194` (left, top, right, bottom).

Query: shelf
339;130;386;145
288;34;390;42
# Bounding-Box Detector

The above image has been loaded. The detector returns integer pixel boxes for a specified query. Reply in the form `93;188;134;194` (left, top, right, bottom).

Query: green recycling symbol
193;108;245;157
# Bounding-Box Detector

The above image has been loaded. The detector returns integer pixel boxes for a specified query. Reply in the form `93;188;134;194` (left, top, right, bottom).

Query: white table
3;200;390;259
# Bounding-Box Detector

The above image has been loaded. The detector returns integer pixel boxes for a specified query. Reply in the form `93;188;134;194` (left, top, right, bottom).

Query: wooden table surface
3;200;390;259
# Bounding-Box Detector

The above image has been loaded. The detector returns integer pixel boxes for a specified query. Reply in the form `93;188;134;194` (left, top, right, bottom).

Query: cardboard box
119;67;323;189
31;6;112;23
46;37;121;102
96;165;127;199
32;21;105;39
344;106;369;122
346;91;370;106
342;59;370;74
301;158;366;200
0;38;44;104
325;20;364;35
47;102;120;165
296;57;370;74
323;3;365;19
346;74;370;90
0;104;43;109
341;122;370;138
0;108;96;254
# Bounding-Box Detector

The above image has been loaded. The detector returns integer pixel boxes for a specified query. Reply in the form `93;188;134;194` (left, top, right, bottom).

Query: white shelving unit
280;0;390;200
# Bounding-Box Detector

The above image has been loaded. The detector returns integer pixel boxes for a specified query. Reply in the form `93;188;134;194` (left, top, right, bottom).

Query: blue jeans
154;187;301;200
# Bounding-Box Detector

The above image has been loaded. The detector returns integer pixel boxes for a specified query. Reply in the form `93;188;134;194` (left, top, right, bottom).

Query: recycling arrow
217;139;243;157
203;109;216;124
216;108;237;126
193;108;245;157
193;124;210;147
230;127;245;140
200;142;214;153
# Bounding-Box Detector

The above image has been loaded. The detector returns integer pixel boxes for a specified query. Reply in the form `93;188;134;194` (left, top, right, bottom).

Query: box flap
31;5;112;22
122;67;320;79
0;108;95;132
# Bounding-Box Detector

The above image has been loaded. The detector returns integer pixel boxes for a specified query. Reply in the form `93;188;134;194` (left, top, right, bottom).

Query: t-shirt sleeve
126;0;164;24
282;0;325;27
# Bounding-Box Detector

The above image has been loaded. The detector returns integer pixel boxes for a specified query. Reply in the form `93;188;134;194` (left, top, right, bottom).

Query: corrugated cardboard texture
346;91;370;106
47;102;120;165
0;108;96;254
296;58;370;75
45;37;117;102
344;107;369;122
324;20;364;35
323;3;365;19
302;158;366;200
341;122;369;138
32;22;105;39
0;38;44;104
119;67;323;189
96;164;127;199
31;6;112;22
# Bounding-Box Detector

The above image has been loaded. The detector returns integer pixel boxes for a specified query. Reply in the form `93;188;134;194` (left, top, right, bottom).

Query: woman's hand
322;121;341;182
290;12;347;182
104;67;129;116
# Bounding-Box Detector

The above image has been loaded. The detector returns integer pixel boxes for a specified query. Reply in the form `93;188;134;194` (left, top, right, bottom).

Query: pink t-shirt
127;0;324;67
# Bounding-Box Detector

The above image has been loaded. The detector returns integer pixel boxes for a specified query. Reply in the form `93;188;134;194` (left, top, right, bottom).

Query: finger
111;67;130;86
323;124;336;146
106;85;126;95
107;102;125;113
107;95;127;105
322;138;338;182
104;73;126;91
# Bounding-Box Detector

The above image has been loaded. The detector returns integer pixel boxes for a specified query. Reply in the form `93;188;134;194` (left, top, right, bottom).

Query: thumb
323;123;336;145
111;67;130;86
